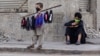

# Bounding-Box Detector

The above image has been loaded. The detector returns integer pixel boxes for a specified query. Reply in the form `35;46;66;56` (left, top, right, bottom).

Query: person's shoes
76;42;81;45
27;44;34;49
66;41;70;45
37;45;42;50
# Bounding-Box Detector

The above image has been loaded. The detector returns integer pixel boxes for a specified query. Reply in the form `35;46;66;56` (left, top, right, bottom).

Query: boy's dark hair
36;2;43;8
74;12;82;19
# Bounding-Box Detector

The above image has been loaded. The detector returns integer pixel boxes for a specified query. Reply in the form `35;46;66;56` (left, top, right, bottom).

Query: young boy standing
27;2;44;50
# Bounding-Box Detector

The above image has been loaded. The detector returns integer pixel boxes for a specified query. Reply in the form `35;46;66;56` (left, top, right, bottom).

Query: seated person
64;12;87;45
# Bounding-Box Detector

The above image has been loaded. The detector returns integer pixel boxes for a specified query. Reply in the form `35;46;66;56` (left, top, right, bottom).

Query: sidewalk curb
0;48;100;55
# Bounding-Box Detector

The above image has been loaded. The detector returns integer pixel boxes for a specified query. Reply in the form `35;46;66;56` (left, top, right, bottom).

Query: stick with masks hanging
22;4;62;18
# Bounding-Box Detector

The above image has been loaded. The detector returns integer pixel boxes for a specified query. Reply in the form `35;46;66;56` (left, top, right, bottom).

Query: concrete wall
90;0;97;29
28;0;81;42
0;0;96;42
0;0;80;42
97;0;100;31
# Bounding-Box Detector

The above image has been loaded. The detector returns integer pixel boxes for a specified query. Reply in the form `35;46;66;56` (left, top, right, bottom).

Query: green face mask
75;19;80;23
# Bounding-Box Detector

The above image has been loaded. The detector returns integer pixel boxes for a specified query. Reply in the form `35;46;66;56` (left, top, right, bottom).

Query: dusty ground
0;52;99;56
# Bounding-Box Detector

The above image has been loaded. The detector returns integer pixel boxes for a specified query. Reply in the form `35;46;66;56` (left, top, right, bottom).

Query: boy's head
35;2;43;12
74;12;82;20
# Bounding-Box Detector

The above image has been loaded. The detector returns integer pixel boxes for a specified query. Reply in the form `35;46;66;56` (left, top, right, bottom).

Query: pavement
0;52;99;56
0;40;100;55
1;52;100;56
